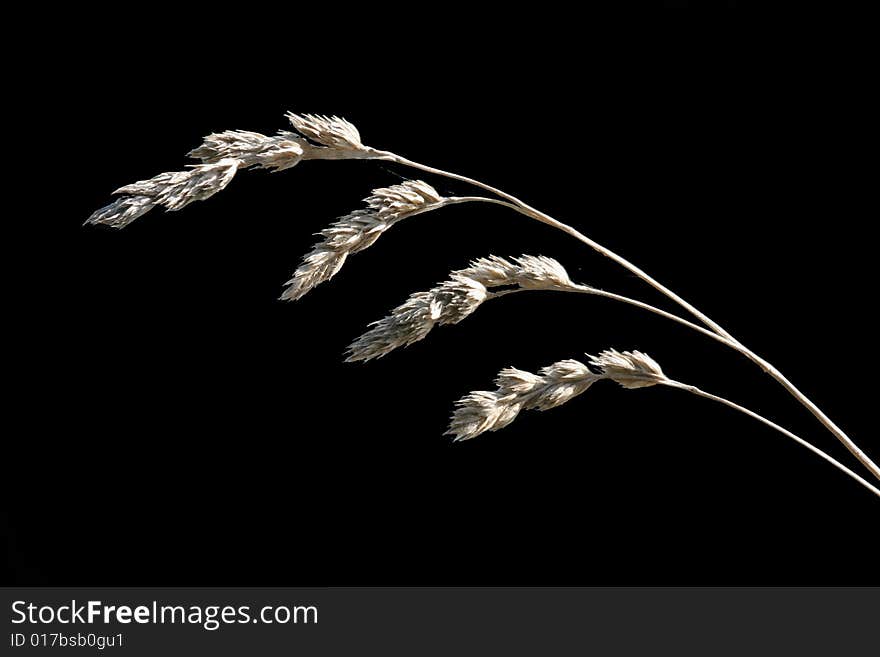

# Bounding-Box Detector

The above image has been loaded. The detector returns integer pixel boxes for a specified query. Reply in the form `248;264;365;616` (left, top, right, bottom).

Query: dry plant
87;112;880;500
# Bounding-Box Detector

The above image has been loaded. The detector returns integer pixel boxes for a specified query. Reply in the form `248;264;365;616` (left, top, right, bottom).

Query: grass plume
85;109;880;498
280;180;444;301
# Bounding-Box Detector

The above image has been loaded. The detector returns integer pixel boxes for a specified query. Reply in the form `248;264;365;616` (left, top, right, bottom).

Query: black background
4;9;878;585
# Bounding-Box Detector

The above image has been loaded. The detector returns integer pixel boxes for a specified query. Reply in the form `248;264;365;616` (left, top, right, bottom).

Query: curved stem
382;153;880;482
596;286;880;481
663;380;880;500
494;285;880;481
491;285;741;352
383;152;736;341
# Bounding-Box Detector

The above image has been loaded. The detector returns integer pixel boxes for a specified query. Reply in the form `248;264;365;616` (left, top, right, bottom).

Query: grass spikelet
589;349;666;389
446;358;600;441
188;130;305;170
347;254;582;361
461;255;575;290
286;113;366;152
87;112;384;230
86;159;240;228
346;275;488;361
446;353;666;440
280;180;444;301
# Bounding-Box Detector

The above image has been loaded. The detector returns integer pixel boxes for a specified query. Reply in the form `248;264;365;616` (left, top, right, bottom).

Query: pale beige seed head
458;255;575;290
446;391;519;442
365;180;443;220
494;367;544;394
87;159;240;228
589;349;666;389
188;130;305;171
281;180;444;301
446;350;666;440
286;112;365;151
87;111;377;229
446;358;600;441
346;275;488;362
531;360;598;410
347;254;584;361
113;159;240;211
86;195;156;229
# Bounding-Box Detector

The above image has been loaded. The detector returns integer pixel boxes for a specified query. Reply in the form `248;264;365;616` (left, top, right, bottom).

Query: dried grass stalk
461;254;575;290
346;275;488;361
589;349;666;389
280;181;444;301
86;159;240;228
188;130;306;170
445;351;880;498
285;113;367;154
87;113;381;229
447;358;602;441
85;109;880;495
448;350;666;441
347;255;583;361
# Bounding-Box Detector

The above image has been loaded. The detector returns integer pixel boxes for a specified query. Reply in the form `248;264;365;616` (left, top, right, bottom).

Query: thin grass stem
663;380;880;500
381;152;880;482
